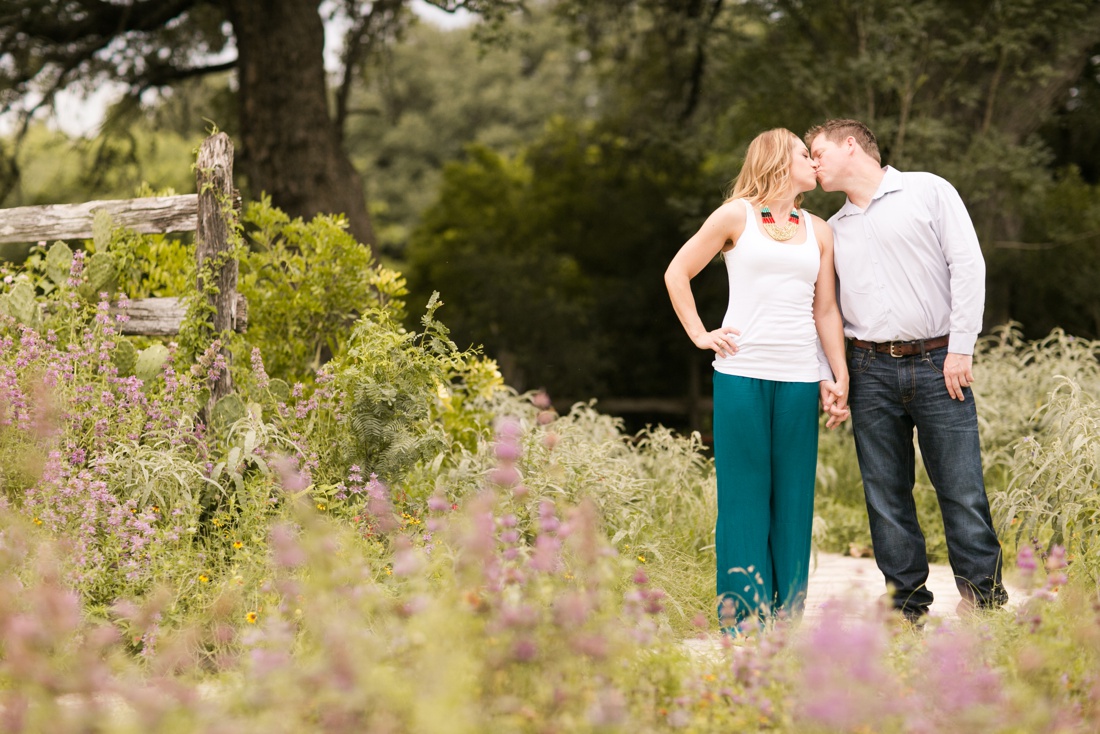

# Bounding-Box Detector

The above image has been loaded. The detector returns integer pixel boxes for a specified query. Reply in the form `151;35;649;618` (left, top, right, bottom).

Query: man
806;119;1007;623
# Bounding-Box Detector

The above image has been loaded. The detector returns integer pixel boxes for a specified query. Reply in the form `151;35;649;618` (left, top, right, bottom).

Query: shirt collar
835;166;902;218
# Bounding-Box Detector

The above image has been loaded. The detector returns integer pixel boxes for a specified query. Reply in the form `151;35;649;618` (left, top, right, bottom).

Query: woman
664;128;849;632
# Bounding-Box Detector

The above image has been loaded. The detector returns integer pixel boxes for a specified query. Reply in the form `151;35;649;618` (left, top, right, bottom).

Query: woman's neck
758;195;797;213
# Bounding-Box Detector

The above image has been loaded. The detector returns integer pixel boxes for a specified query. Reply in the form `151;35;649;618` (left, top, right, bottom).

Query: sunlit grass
2;250;1100;730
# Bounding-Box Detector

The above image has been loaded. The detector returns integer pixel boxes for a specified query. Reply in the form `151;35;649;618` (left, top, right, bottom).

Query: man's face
809;134;844;192
790;137;819;192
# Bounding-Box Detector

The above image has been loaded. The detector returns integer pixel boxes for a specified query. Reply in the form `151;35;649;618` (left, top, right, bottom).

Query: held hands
943;352;974;401
694;327;741;358
819;378;850;429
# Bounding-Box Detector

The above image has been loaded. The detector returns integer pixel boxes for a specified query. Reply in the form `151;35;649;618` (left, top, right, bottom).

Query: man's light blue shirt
827;166;985;356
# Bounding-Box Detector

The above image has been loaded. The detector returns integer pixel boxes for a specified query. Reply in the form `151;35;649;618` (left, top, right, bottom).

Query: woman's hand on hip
694;327;740;358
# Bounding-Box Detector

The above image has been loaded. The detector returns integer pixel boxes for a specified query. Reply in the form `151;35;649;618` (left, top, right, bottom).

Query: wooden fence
0;133;244;408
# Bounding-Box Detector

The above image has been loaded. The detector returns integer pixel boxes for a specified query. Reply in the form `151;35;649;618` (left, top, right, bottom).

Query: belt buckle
888;342;904;358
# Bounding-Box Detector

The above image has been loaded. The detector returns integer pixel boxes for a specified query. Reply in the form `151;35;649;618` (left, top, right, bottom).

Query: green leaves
236;196;409;385
135;344;171;384
111;339;138;377
81;251;117;297
332;295;492;485
996;376;1100;568
0;281;41;328
211;393;246;427
44;241;73;288
406;120;709;399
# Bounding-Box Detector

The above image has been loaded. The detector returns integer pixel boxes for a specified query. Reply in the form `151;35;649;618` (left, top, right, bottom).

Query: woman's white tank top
712;199;822;382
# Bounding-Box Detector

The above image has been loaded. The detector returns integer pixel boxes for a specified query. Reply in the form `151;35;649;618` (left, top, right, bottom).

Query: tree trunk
226;0;375;250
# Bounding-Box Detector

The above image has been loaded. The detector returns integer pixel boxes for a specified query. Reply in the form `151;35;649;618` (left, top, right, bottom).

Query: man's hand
819;379;850;429
943;352;974;401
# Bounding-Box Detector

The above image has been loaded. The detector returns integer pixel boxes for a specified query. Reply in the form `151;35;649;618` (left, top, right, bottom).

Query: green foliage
111;338;138;377
988;167;1100;339
0;238;284;619
95;207;194;300
405;388;718;628
43;241;73;288
712;0;1100;339
333;294;489;486
975;325;1100;457
407;118;714;398
134;343;171;384
813;325;1100;565
348;5;600;256
237;197;409;383
996;376;1100;580
3;122;198;208
3;391;1100;732
1;223;1100;730
6;4;1100;713
211;393;246;428
0;281;42;328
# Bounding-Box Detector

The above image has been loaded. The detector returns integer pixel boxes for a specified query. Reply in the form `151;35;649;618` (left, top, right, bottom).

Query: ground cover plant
0;215;1099;732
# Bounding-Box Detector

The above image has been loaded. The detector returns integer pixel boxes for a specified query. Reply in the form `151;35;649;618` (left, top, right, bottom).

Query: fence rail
0;195;199;244
0;133;241;414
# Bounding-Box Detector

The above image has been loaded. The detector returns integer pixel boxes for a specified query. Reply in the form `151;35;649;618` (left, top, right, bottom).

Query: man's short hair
805;119;881;164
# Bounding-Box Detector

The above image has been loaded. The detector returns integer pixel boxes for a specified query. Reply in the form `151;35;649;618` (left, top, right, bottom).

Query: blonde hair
724;128;804;208
804;119;881;164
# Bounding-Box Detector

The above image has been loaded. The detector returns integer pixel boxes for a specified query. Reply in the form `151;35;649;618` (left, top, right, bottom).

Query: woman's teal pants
712;372;819;628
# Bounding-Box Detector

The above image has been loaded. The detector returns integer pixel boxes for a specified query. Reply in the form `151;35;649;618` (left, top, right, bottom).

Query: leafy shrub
237;197;410;383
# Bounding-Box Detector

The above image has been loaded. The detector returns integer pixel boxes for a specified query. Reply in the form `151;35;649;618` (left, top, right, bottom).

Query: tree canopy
0;0;521;248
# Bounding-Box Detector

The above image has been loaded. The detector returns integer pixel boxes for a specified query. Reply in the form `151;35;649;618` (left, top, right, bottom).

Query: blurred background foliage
3;0;1100;433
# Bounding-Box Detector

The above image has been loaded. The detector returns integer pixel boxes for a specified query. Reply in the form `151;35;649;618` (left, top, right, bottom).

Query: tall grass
4;227;1100;730
813;324;1100;566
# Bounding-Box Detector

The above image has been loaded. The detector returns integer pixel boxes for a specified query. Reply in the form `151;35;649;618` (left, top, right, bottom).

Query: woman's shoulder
715;198;750;224
804;211;834;248
804;211;831;233
704;199;750;252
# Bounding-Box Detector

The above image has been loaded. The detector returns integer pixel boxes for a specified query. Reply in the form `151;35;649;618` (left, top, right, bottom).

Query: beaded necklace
760;206;800;241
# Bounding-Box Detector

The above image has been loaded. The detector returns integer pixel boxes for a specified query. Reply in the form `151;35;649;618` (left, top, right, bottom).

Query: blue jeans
848;344;1006;618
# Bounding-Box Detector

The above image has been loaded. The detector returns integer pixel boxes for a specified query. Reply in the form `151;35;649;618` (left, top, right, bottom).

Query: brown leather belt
849;335;950;358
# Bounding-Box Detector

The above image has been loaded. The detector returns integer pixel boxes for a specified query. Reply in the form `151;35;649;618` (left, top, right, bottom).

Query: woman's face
790;137;819;193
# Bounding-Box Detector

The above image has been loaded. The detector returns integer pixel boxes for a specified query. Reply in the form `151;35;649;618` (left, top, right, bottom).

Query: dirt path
803;551;1024;621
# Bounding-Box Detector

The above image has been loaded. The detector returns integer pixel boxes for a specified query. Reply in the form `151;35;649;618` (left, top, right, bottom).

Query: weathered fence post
195;133;239;413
